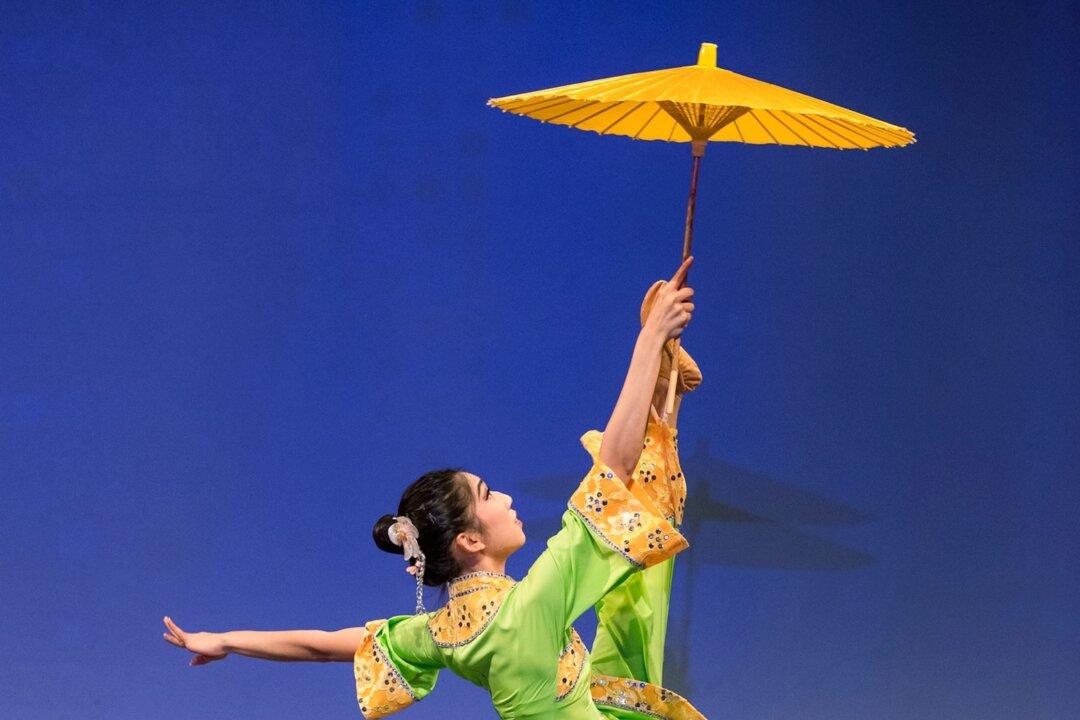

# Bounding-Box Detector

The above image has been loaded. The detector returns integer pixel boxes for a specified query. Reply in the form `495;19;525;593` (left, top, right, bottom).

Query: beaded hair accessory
387;515;426;614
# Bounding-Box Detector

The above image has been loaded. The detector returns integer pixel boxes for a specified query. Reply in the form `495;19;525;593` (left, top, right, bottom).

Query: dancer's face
463;472;526;559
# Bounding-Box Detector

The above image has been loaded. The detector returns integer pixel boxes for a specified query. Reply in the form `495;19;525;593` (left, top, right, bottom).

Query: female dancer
163;256;706;719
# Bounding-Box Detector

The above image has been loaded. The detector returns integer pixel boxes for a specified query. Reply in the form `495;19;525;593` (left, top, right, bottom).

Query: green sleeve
505;430;689;637
354;614;442;719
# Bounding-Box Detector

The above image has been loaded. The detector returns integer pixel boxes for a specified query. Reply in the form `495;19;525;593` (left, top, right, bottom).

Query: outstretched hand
644;256;695;341
162;616;229;666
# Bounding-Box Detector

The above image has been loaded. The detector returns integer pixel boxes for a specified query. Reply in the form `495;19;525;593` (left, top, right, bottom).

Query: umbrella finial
697;42;717;67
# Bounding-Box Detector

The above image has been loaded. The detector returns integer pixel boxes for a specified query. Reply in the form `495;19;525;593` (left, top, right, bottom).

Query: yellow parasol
488;42;915;415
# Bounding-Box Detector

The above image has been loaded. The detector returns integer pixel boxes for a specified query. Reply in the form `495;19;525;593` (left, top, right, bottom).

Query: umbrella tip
697;42;717;67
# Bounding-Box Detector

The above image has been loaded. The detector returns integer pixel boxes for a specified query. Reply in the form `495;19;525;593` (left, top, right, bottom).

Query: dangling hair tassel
411;553;426;614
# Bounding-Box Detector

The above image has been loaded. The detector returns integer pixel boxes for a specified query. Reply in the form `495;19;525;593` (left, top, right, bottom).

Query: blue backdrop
1;2;1076;719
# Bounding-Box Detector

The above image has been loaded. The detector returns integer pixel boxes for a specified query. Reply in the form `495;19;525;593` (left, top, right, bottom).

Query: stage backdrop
1;2;1076;719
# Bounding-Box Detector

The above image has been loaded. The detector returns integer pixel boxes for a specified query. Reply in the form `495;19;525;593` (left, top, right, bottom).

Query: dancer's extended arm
598;257;694;482
162;616;363;664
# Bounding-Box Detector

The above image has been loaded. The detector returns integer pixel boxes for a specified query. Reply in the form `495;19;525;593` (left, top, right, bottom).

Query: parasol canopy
488;43;915;150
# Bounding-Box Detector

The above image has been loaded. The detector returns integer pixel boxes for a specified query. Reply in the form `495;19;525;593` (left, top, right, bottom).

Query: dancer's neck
458;554;508;577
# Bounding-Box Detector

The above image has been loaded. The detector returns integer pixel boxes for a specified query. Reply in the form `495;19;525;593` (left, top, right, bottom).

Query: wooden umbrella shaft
664;148;703;419
682;152;702;263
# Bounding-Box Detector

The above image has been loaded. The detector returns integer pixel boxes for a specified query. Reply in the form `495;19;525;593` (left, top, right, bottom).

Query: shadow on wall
518;437;874;696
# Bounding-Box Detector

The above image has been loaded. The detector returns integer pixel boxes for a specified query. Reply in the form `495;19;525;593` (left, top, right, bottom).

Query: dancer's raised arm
598;257;694;482
162;616;364;664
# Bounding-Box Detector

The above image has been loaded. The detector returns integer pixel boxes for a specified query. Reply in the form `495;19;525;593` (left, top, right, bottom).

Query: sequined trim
634;420;687;528
447;571;515;599
354;620;417;719
569;436;689;569
427;576;515;648
554;627;587;701
590;674;706;720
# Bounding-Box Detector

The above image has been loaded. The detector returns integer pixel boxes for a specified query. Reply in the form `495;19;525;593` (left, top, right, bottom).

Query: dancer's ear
454;528;486;555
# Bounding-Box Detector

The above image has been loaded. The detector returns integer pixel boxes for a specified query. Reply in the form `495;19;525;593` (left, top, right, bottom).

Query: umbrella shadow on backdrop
515;437;874;696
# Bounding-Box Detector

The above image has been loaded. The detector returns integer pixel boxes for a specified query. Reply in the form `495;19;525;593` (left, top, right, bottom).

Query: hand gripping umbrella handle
663;140;705;419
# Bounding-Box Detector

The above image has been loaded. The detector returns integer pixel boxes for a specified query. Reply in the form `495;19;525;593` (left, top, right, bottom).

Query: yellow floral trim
427;572;516;648
572;431;689;569
590;674;707;720
354;620;417;719
636;420;687;528
554;627;587;701
582;420;687;528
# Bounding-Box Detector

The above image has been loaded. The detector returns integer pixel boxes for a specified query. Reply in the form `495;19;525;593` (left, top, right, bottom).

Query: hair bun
372;514;402;554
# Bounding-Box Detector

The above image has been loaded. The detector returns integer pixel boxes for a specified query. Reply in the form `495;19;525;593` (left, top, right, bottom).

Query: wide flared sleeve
507;430;689;633
571;429;689;567
354;614;442;719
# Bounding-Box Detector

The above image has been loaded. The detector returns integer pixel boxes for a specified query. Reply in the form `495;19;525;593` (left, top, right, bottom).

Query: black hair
372;468;478;587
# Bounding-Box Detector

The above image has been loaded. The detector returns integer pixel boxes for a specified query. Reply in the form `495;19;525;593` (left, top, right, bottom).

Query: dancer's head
372;469;526;587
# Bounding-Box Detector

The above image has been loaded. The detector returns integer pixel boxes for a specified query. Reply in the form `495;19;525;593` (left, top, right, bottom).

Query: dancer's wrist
217;631;237;654
638;324;667;349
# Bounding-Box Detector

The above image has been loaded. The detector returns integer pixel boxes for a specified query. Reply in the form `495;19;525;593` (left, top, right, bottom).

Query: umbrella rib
599;101;646;134
544;99;601;123
800;113;864;147
774;110;840;149
524;97;593;117
656;101;688;132
851;123;899;146
815;115;891;147
497;95;577;114
833;117;897;145
731;116;746;143
885;127;915;144
763;109;812;147
747;111;780;145
786;88;883;126
773;109;838;148
539;68;676;106
632;105;665;139
601;66;697;103
568;101;627;129
853;122;910;146
716;106;749;132
595;69;683;98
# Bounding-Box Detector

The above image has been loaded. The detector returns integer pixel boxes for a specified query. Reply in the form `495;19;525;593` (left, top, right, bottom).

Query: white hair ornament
387;515;426;614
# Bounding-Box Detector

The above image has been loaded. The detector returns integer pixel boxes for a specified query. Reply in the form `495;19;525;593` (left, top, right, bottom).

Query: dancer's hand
643;256;695;341
162;616;229;666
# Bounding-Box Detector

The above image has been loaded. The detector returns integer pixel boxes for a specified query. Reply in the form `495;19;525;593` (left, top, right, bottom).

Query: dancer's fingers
672;287;694;301
669;256;694;287
163;632;183;647
163;616;185;642
192;652;226;666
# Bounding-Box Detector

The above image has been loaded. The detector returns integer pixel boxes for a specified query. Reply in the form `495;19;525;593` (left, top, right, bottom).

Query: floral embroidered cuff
554;627;587;701
636;418;687;528
591;674;707;720
570;430;689;569
355;620;418;719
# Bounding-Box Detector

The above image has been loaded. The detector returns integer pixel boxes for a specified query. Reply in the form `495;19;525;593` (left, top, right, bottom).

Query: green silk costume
354;419;706;719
